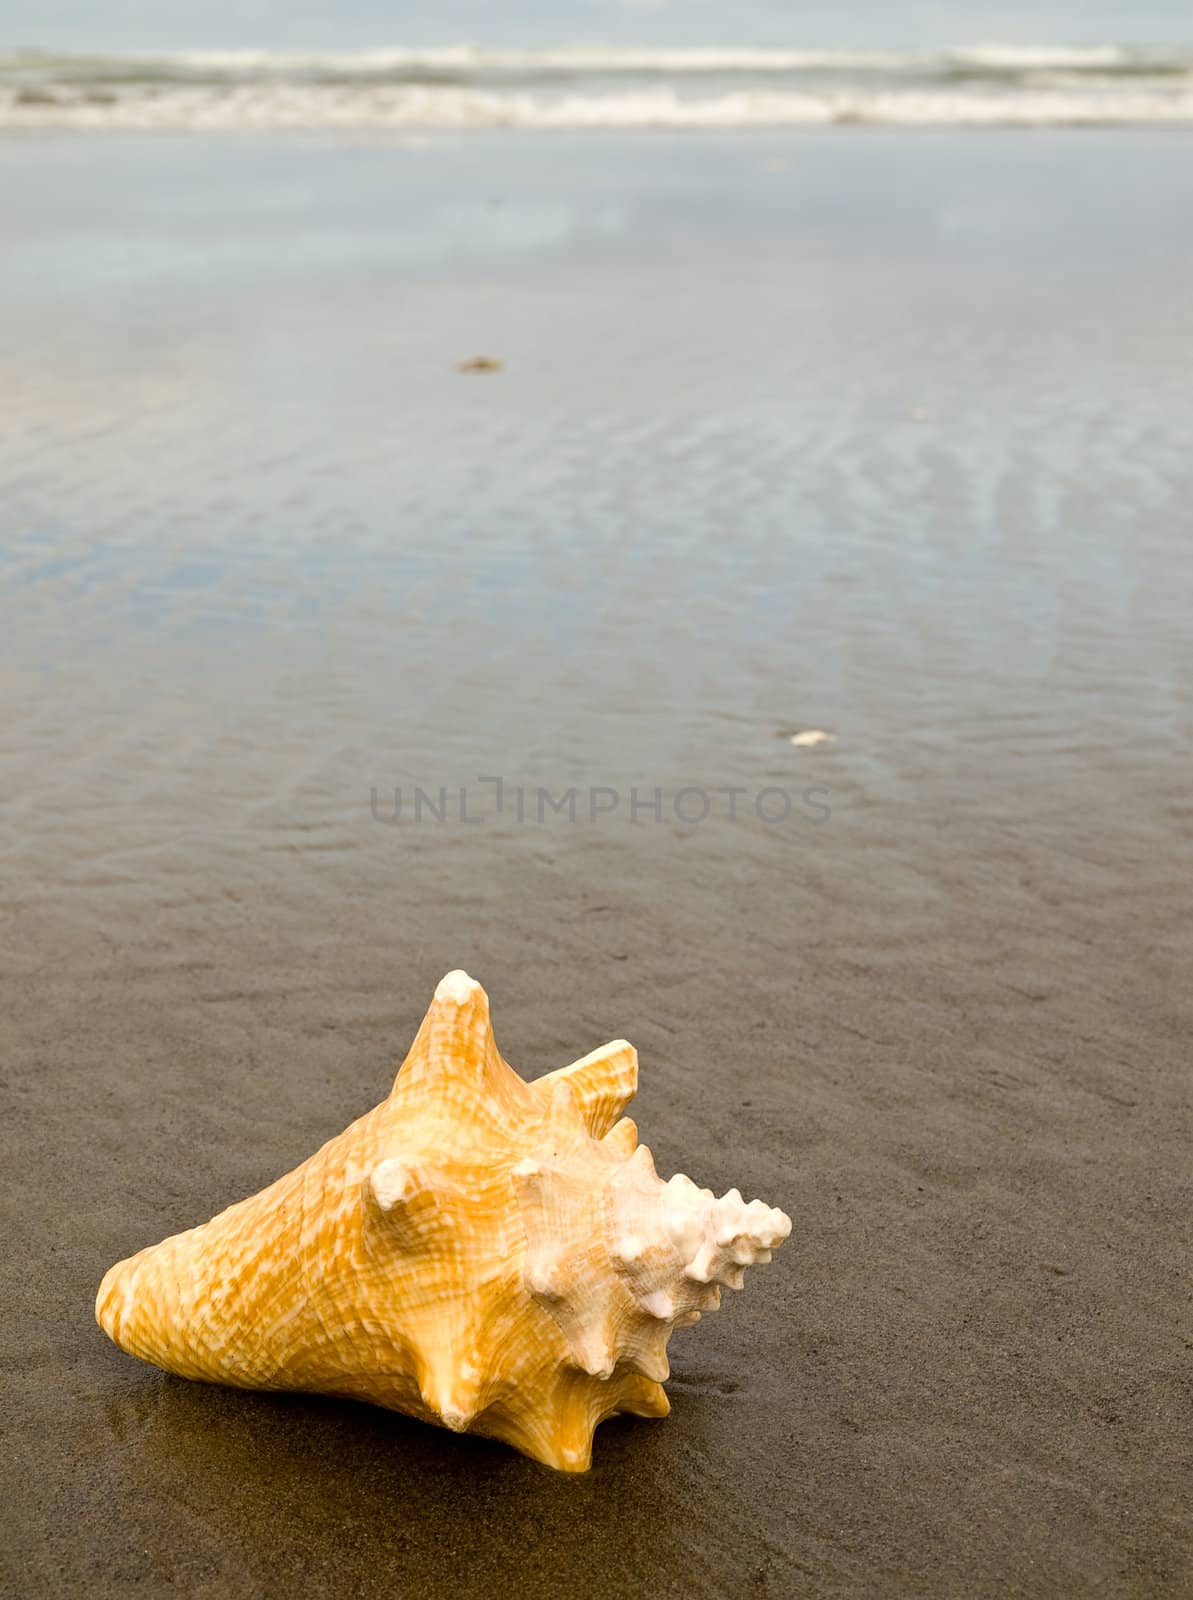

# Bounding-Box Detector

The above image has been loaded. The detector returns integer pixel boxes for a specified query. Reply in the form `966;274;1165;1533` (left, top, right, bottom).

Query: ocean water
3;43;1193;127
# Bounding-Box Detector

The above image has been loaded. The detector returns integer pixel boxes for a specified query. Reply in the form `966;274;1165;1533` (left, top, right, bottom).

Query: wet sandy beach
2;130;1192;1596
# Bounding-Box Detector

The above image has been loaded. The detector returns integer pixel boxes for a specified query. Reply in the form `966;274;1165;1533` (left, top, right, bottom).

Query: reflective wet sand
2;130;1192;1596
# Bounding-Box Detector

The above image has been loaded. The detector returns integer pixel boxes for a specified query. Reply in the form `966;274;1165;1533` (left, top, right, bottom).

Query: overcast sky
2;0;1190;52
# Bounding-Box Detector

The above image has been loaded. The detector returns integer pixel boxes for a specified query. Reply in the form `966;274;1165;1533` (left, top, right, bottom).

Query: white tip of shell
434;970;482;1006
610;1156;791;1314
613;1233;644;1265
575;1331;616;1380
641;1290;675;1320
525;1256;564;1300
682;1246;717;1285
369;1159;417;1211
683;1193;791;1288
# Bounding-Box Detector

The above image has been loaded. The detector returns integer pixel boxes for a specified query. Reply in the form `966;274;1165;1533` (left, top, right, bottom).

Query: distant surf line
3;44;1193;129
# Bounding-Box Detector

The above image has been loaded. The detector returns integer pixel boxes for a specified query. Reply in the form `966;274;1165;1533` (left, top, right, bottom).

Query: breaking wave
3;44;1193;129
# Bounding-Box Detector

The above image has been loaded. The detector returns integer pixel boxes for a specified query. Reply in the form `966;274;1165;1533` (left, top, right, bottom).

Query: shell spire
391;969;534;1130
96;970;791;1471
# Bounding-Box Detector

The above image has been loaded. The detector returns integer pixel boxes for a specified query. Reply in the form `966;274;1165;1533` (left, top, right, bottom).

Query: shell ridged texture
97;970;791;1470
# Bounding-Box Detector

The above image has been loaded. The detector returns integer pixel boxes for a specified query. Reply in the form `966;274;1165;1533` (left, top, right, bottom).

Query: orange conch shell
97;971;791;1470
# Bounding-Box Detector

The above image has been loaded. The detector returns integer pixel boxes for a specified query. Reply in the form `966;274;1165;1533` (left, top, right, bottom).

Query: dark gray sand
1;132;1192;1597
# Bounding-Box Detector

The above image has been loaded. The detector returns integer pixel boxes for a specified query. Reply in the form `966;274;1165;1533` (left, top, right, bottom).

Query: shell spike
610;1375;670;1422
601;1115;638;1157
391;970;530;1119
533;1038;638;1137
399;969;492;1084
624;1331;670;1383
365;1159;443;1249
573;1326;617;1381
536;1376;603;1472
640;1289;675;1320
627;1142;657;1179
681;1189;792;1290
414;1340;483;1433
542;1078;587;1151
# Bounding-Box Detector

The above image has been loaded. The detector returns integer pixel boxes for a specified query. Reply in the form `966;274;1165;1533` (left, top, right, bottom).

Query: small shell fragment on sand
789;729;836;748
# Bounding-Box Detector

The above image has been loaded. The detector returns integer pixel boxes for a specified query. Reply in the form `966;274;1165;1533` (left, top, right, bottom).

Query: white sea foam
2;44;1192;129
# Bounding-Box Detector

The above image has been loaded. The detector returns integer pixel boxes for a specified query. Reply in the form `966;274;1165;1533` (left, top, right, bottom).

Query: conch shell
97;971;791;1470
